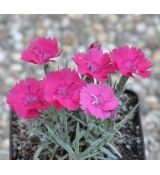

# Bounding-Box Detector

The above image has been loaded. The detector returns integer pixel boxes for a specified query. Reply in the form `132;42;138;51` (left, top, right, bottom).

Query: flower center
55;82;78;98
88;63;98;73
55;84;70;97
39;51;52;60
56;88;68;97
22;94;38;106
123;60;137;71
90;94;103;106
31;47;52;60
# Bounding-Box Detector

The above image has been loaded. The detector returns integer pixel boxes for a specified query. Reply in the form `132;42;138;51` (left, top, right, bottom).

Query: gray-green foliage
26;74;138;160
27;101;137;160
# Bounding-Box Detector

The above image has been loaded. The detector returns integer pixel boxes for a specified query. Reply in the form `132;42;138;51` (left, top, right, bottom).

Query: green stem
105;119;114;133
117;75;129;93
44;64;50;75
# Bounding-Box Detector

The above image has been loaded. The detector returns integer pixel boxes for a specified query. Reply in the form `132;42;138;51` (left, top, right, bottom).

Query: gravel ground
0;14;160;159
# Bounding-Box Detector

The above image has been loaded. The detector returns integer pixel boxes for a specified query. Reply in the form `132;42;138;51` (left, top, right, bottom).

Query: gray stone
0;52;6;62
153;48;160;65
145;96;159;103
107;15;118;23
147;26;155;36
136;22;146;33
10;64;22;72
14;42;23;51
93;23;104;32
43;18;52;28
13;32;23;42
61;17;70;28
0;139;9;149
5;77;15;85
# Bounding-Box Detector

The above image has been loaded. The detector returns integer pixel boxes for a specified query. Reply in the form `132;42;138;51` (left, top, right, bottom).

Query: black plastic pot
119;90;146;160
9;90;146;160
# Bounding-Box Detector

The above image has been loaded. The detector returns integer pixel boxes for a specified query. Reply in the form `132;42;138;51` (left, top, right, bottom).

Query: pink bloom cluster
6;37;153;120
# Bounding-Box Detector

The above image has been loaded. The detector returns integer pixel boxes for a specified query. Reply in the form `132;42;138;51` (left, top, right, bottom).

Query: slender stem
105;119;114;133
117;75;129;93
44;64;49;75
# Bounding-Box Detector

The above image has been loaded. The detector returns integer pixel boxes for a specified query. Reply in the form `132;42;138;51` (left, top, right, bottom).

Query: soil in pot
10;90;145;160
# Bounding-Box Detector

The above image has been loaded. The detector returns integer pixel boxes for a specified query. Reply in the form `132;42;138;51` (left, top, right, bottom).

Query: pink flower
43;69;86;110
6;78;49;119
72;43;114;82
21;37;61;65
80;84;119;119
110;46;153;78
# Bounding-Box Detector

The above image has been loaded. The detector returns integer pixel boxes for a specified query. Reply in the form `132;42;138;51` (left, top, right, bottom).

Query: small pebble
136;22;146;33
10;64;22;72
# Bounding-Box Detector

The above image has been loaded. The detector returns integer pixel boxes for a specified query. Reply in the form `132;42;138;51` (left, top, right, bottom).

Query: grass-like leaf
108;143;122;158
45;123;76;159
34;143;49;160
100;146;118;160
116;103;139;131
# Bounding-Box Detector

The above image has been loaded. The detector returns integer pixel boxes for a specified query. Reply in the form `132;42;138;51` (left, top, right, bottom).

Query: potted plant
7;37;152;160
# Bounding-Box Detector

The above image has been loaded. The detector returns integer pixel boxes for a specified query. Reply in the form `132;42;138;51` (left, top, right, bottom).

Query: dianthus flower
21;37;61;65
43;69;86;110
80;84;119;119
72;43;114;82
110;46;153;78
6;78;49;119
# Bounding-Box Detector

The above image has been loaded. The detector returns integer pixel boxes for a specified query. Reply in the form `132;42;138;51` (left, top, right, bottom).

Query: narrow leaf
108;143;122;158
45;123;76;159
34;144;49;160
100;146;118;160
116;103;139;131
